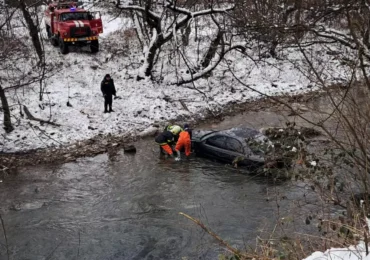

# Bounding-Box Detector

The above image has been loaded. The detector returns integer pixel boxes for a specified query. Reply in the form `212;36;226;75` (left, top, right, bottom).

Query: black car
191;127;271;168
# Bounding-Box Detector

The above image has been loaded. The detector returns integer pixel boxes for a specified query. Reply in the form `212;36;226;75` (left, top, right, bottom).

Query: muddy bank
0;90;326;170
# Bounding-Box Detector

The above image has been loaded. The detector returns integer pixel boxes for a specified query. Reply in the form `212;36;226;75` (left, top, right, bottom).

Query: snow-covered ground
304;242;370;260
0;8;352;153
303;217;370;260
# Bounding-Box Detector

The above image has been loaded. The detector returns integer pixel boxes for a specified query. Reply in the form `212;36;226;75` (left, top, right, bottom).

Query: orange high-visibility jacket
175;131;191;156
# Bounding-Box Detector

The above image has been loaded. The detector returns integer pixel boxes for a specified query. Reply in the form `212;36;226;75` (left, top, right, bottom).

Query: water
0;106;327;260
0;139;307;259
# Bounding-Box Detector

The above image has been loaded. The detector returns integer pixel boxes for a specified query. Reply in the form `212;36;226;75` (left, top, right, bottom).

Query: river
0;111;320;260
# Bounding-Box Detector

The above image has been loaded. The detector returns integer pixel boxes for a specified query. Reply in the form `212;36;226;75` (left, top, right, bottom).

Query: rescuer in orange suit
155;130;175;157
174;124;192;161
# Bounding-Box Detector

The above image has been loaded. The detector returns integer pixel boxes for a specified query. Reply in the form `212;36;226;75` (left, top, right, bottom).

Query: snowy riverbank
0;10;351;153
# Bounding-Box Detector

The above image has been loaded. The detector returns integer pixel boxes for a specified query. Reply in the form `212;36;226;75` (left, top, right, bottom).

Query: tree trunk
131;11;145;51
20;0;43;63
294;0;304;40
202;29;223;68
0;85;14;133
181;21;191;47
269;39;278;58
143;42;159;78
4;4;12;36
140;28;163;79
294;0;302;25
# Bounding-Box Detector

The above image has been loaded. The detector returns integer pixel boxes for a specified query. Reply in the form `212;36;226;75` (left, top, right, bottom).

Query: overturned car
191;127;273;168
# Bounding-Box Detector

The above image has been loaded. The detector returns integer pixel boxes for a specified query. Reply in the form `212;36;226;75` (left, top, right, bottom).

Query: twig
179;100;189;112
179;212;253;259
77;230;81;257
27;122;63;146
44;240;63;260
0;214;10;260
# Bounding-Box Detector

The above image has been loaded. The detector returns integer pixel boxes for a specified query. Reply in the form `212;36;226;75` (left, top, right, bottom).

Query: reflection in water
0;139;316;260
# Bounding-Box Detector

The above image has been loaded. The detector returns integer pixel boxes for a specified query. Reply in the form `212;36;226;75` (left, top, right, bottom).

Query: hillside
0;3;350;152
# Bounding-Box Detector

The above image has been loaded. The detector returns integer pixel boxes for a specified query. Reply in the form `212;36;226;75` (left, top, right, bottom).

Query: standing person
174;124;192;160
101;74;116;113
155;130;175;157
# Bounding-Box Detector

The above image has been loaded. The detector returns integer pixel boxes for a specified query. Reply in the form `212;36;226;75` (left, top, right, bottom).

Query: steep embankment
0;6;350;155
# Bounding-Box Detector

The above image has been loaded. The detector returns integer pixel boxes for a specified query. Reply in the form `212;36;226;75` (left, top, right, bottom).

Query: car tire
59;38;69;54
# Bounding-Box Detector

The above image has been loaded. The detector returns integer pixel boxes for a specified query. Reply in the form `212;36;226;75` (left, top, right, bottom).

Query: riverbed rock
138;126;158;138
123;144;136;153
299;127;322;138
9;203;21;211
10;201;45;211
288;103;309;116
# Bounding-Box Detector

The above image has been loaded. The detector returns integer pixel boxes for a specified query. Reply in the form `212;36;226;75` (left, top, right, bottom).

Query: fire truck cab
44;1;103;54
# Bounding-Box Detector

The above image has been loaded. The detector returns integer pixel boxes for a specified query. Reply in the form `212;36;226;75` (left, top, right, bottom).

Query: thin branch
77;230;81;257
44;240;63;260
179;212;253;259
0;214;10;260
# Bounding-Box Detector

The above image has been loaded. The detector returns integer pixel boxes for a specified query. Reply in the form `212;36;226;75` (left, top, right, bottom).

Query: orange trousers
175;131;191;156
160;144;173;155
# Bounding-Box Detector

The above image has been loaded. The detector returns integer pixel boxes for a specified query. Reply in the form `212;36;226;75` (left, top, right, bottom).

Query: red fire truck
44;1;103;54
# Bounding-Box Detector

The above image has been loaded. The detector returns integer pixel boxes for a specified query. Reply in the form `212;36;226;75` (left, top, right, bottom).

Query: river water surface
0;111;319;260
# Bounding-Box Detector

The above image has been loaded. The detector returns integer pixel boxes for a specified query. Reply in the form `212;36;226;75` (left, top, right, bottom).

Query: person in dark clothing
101;74;117;113
155;130;175;157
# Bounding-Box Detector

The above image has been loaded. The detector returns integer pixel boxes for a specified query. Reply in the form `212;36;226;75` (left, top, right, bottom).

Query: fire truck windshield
61;12;90;21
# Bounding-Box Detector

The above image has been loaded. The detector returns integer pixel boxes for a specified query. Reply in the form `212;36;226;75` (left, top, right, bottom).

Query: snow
0;8;356;153
100;16;127;38
304;216;370;260
304;242;370;260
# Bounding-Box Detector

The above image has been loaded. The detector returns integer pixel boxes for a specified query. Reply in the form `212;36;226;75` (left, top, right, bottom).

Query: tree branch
23;105;60;126
176;44;246;85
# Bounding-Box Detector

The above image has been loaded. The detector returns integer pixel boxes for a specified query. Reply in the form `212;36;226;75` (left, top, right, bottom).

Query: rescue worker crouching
164;125;183;143
155;130;175;157
174;124;192;161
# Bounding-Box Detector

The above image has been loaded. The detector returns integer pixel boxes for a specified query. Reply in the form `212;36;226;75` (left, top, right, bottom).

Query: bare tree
115;0;235;80
0;85;13;133
19;0;44;63
0;2;50;132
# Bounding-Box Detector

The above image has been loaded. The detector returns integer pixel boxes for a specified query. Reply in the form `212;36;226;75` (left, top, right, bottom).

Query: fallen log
23;105;60;126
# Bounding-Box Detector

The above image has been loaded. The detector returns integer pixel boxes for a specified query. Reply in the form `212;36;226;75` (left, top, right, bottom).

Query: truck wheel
51;37;58;47
90;40;99;53
59;38;69;54
46;25;51;38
